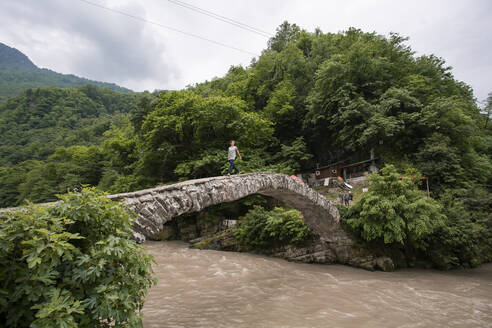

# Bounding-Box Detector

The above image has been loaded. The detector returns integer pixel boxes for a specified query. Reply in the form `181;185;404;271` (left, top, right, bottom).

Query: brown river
142;241;492;328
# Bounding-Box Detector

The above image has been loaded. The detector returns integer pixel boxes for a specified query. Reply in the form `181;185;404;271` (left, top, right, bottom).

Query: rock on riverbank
188;229;394;272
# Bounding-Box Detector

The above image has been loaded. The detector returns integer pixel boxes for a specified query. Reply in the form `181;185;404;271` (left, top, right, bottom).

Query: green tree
344;165;445;261
268;21;302;52
17;146;106;204
0;161;42;207
427;189;491;269
277;137;313;171
139;90;273;180
263;80;304;143
483;92;492;128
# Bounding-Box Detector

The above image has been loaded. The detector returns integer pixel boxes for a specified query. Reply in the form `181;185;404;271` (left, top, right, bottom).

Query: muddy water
142;241;492;328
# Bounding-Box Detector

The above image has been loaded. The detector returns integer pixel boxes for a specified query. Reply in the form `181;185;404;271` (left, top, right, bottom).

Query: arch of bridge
108;173;342;242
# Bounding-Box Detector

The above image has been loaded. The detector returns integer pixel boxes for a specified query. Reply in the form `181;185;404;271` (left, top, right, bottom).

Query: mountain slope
0;85;138;166
0;42;37;70
0;42;132;102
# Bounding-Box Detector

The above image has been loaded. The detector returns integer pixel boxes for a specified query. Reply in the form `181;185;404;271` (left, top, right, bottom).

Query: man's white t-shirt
228;146;238;160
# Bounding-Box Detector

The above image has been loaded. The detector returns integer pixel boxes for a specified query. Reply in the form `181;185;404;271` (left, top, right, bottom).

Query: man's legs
228;159;240;175
228;160;234;175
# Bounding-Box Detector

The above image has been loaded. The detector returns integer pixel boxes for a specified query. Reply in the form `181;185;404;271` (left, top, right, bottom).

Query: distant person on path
349;191;353;205
344;193;350;206
227;140;242;176
338;192;344;205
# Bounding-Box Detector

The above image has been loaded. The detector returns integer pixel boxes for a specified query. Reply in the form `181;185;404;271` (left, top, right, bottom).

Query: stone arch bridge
109;173;342;242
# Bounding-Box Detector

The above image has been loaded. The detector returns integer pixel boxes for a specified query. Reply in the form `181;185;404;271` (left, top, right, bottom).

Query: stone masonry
108;173;339;241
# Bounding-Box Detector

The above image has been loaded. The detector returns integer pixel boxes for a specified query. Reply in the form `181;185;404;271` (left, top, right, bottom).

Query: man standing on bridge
227;140;242;176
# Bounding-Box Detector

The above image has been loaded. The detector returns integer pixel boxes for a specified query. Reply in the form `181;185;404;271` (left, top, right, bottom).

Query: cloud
0;0;179;90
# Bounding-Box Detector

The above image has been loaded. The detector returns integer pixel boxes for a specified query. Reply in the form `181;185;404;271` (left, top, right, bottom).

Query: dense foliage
0;85;137;166
0;188;154;327
343;165;444;263
0;86;142;206
345;165;444;246
427;188;492;269
0;42;131;103
234;206;309;250
343;165;492;269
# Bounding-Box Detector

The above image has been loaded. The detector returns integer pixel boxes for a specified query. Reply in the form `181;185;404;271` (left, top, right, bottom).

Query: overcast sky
0;0;490;102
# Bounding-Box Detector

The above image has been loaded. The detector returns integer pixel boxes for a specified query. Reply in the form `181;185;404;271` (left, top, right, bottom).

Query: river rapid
142;241;492;328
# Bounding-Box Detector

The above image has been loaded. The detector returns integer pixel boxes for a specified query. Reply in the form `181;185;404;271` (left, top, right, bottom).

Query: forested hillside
0;85;139;165
1;23;491;268
0;85;144;205
0;42;131;102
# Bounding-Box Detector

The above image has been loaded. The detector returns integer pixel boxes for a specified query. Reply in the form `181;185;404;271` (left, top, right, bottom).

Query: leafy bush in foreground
0;188;154;327
234;206;309;250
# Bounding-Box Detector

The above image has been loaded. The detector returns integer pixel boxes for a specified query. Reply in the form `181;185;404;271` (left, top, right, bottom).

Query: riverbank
189;227;395;271
142;241;492;328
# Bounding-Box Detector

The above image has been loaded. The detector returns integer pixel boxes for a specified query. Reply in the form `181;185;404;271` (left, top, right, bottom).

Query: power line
167;0;271;37
75;0;259;56
167;0;272;38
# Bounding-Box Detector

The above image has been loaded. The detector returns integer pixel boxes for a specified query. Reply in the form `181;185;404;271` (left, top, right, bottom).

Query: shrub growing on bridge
234;206;309;250
0;188;155;327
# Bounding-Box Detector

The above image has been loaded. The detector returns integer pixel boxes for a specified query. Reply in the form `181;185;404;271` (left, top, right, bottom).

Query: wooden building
312;158;376;179
301;157;378;187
